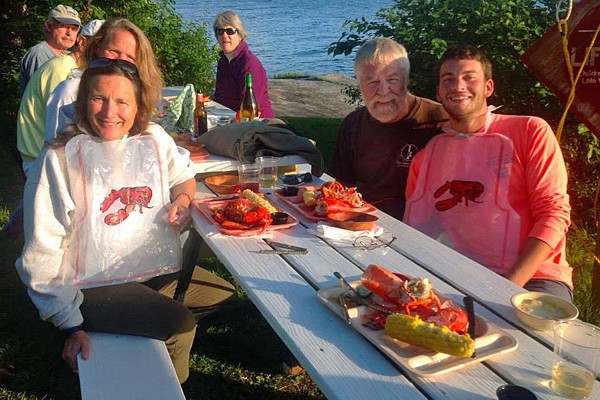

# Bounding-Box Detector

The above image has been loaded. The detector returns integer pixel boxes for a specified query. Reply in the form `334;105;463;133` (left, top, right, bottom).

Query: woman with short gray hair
212;10;274;118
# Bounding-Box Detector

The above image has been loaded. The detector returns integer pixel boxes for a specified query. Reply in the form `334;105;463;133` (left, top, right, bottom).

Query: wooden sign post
521;0;600;137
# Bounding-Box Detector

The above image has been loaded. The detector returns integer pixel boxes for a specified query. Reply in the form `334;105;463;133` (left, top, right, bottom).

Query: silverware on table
338;294;351;324
333;271;361;298
258;239;308;255
463;295;477;358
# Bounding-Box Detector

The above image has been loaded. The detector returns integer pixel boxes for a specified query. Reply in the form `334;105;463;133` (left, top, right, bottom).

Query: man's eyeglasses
353;234;397;251
88;58;139;77
216;27;238;36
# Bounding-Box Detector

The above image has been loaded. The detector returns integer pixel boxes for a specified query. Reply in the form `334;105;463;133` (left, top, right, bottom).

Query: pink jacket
404;113;572;288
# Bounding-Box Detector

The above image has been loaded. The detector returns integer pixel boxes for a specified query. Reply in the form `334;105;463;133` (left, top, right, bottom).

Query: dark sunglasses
88;58;139;76
216;27;238;36
282;172;313;186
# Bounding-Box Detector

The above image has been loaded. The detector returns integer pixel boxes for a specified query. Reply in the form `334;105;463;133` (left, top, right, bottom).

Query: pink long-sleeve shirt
404;113;572;288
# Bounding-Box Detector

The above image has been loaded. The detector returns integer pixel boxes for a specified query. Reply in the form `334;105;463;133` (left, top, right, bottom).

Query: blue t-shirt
19;41;57;95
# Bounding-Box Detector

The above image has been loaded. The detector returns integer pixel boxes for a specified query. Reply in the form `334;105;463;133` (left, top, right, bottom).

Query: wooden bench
77;332;185;400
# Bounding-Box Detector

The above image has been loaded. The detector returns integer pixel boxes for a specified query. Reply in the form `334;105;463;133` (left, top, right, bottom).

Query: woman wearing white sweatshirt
15;58;225;383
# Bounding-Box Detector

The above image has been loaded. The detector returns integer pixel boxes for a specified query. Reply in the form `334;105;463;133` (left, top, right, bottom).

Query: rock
268;74;358;118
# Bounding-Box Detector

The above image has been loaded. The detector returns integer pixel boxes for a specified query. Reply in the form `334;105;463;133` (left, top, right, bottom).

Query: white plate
317;282;518;377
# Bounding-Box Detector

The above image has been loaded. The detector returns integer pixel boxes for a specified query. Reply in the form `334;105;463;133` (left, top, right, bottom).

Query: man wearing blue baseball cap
19;4;82;95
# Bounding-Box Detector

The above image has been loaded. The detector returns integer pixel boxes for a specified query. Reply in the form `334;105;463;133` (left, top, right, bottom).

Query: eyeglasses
216;27;238;36
353;234;397;251
88;58;139;77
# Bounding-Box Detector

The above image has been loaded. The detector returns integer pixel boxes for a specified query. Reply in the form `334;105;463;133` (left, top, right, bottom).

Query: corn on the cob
242;189;277;214
385;313;475;357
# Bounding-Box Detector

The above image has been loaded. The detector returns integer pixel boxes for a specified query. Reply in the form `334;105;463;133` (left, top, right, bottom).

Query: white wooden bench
77;332;185;400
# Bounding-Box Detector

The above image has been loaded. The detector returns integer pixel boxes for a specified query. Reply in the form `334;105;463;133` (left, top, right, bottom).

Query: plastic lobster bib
65;134;181;288
404;131;522;275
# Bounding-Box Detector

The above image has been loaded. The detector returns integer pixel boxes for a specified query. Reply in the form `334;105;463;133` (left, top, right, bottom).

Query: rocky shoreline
268;74;358;118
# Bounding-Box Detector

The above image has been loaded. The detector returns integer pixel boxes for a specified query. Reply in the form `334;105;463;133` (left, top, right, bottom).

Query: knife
463;295;477;358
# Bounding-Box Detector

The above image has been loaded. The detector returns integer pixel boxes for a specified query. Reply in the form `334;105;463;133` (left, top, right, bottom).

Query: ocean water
173;0;394;77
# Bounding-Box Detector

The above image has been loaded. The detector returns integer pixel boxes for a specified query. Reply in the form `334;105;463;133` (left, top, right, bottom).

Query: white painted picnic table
191;176;600;400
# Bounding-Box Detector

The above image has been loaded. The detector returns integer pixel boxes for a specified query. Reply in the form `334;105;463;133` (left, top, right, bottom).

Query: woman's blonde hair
213;10;248;40
83;18;163;119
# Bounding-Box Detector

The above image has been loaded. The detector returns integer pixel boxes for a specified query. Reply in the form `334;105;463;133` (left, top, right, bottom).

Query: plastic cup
256;156;279;189
237;163;260;193
496;384;537;399
551;320;600;399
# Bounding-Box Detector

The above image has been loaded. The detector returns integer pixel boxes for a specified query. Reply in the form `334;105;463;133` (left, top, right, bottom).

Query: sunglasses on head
216;27;238;36
88;58;139;76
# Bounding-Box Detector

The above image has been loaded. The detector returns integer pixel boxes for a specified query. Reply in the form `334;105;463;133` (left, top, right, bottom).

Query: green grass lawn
1;116;598;399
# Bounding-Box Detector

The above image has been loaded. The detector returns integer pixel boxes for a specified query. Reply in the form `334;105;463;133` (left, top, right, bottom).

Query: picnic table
190;173;600;400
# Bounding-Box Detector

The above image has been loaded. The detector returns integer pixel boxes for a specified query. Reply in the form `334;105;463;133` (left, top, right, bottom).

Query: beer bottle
238;73;259;122
194;93;208;137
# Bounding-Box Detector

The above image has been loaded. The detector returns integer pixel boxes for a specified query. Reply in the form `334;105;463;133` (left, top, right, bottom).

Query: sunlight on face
216;25;242;54
436;59;493;123
357;58;409;123
87;75;138;141
97;29;138;64
48;22;79;51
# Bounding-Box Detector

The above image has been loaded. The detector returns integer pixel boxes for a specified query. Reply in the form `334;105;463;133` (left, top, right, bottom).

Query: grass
1;116;598;399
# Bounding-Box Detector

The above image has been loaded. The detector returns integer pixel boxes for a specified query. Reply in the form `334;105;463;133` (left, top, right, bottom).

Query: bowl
327;211;378;231
510;292;579;331
270;212;290;225
280;186;299;197
182;143;205;154
204;174;240;195
496;384;537;400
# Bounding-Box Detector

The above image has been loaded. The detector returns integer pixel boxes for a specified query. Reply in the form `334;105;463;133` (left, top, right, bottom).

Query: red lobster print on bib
434;180;484;211
100;186;153;225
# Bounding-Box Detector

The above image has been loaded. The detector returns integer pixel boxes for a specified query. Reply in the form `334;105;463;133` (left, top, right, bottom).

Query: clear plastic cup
551;320;600;399
256;156;279;189
237;163;260;193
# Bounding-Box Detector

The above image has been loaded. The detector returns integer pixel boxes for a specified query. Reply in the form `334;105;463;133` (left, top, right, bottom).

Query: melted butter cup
271;212;289;225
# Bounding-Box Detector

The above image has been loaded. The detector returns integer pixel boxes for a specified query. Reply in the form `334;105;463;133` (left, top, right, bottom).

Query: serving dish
317;281;518;377
193;199;298;236
511;292;578;331
275;186;377;222
327;211;378;231
176;141;209;161
204;175;240;195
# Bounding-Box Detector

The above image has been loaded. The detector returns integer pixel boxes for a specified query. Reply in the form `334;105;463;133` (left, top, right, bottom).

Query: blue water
173;0;394;77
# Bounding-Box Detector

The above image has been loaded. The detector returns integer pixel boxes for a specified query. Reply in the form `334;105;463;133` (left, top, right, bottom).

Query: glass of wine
551;320;600;399
256;156;279;189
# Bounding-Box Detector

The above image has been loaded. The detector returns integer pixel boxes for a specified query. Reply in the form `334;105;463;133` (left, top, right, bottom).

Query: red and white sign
521;0;600;137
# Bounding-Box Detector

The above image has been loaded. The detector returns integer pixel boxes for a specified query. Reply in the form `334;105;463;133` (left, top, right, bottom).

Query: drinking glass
237;163;260;193
551;320;600;399
256;156;279;189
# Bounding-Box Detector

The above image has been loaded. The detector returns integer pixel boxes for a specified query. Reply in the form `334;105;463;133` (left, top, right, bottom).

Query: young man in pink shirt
404;44;573;301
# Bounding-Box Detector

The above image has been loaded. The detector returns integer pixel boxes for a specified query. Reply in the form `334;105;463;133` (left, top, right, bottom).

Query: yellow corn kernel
385;313;475;357
303;190;317;206
242;189;277;214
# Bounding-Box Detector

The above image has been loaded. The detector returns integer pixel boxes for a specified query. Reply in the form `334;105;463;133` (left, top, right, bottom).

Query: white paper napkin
309;222;384;242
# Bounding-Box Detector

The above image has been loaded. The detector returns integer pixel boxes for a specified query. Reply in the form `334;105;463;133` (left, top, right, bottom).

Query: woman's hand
169;178;196;231
62;330;91;374
169;197;192;231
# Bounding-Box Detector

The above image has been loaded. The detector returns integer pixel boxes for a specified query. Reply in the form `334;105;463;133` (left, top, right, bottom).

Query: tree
328;0;562;120
0;0;217;126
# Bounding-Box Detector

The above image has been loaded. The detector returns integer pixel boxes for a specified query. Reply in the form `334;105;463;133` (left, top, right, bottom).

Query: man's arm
504;237;553;286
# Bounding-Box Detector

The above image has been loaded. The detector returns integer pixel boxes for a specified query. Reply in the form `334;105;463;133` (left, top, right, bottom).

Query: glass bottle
238;73;259;123
194;93;208;137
